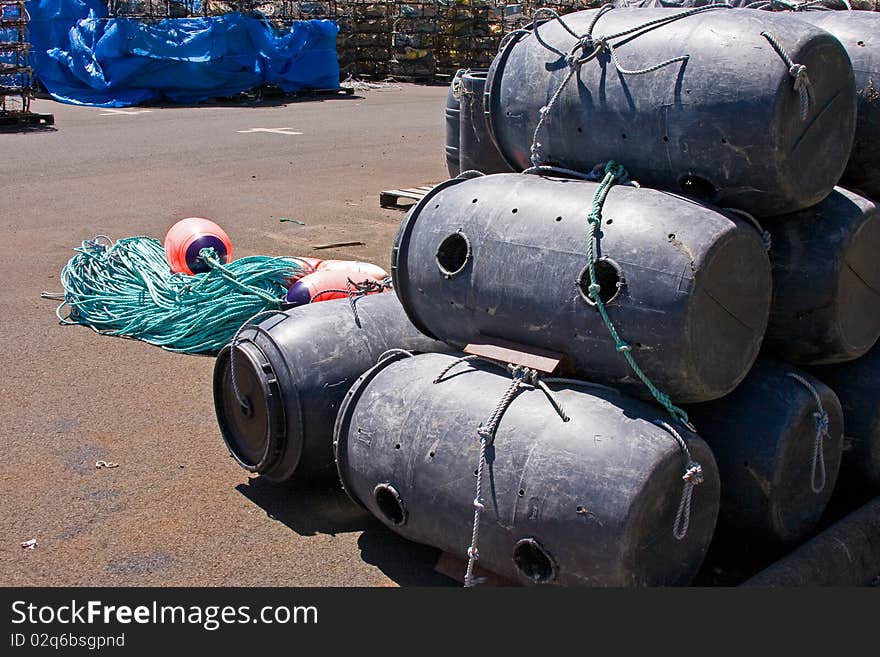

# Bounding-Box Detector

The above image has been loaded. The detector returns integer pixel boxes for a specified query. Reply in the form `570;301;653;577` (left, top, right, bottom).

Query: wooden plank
311;241;365;251
379;183;438;210
464;337;563;374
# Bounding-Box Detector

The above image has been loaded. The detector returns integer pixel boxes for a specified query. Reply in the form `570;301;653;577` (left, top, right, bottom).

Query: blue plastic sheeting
26;0;340;107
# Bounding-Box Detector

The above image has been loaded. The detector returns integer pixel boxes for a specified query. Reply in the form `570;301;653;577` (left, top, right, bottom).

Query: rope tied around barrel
745;0;851;10
654;420;704;541
584;162;693;430
450;68;468;101
524;4;731;167
761;31;813;122
433;355;568;587
786;372;829;494
309;276;393;328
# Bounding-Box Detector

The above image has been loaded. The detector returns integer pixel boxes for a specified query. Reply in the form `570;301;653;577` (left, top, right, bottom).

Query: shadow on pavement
237;476;457;586
357;528;457;587
236;477;371;537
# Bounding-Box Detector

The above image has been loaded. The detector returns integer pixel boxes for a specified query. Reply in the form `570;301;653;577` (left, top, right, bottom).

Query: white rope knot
682;461;704;486
814;410;829;438
786;372;830;494
467;546;478;560
473;497;485;511
790;64;812;120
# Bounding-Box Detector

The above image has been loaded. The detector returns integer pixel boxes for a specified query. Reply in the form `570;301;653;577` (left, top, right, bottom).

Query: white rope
432;356;568;586
465;366;533;587
653;420;704;540
786;372;829;494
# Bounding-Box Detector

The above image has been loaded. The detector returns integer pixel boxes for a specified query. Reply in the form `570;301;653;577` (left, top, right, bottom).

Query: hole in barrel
678;175;717;202
578;259;623;305
374;484;406;526
513;538;556;584
436;232;471;278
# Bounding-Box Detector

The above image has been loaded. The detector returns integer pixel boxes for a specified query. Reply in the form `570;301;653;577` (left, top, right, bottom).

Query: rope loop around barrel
431;355;569;587
524;3;729;167
760;31;813;122
786;372;830;494
653;420;704;541
309;276;393;328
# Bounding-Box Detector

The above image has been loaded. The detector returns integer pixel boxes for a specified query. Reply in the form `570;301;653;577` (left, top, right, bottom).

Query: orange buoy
285;264;389;307
295;257;325;273
316;260;389;281
164;217;233;275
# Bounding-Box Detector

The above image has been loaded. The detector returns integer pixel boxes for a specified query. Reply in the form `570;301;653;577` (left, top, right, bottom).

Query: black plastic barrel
762;187;880;365
459;71;514;175
686;358;844;545
392;172;772;403
213;293;448;483
808;343;880;493
334;351;720;586
444;69;466;178
794;11;880;200
485;7;856;216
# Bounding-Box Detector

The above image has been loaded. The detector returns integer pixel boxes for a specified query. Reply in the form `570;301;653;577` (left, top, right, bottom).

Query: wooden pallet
0;112;54;129
379;184;436;210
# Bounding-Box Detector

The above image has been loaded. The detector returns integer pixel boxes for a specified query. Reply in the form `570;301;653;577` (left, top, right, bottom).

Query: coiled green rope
49;235;303;354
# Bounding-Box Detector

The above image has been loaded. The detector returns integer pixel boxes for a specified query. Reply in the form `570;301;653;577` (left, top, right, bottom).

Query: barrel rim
333;350;413;510
213;338;291;477
391;176;469;341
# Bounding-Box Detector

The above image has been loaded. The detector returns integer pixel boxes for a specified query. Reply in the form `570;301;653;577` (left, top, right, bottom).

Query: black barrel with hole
213;293;449;483
459;71;514;175
685;358;844;545
761;187;880;365
794;11;880;200
484;7;856;216
808;342;880;494
392;172;772;403
334;351;720;586
445;69;466;177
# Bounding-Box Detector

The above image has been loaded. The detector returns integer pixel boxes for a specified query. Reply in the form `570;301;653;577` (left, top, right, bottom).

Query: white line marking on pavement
236;128;303;136
99;108;153;116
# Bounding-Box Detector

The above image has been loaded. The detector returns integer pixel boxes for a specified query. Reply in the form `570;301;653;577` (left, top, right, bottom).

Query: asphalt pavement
0;86;459;586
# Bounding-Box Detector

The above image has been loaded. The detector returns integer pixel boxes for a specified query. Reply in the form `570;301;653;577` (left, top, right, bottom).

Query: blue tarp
25;0;340;107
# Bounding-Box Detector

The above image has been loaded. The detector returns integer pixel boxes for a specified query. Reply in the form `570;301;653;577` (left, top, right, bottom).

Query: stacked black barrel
213;6;880;586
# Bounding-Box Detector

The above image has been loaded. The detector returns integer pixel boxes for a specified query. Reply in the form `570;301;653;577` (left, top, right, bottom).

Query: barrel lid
213;339;288;476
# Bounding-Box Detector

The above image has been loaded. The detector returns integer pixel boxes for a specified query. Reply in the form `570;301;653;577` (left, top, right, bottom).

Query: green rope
52;236;303;354
584;161;692;428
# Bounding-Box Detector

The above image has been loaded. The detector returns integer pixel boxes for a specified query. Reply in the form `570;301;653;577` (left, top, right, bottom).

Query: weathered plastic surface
334;352;720;586
795;11;880;200
444;72;463;177
808;342;880;492
762;187;880;365
686;358;844;545
213;294;448;482
743;496;880;587
485;7;856;216
392;172;772;403
459;71;514;175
